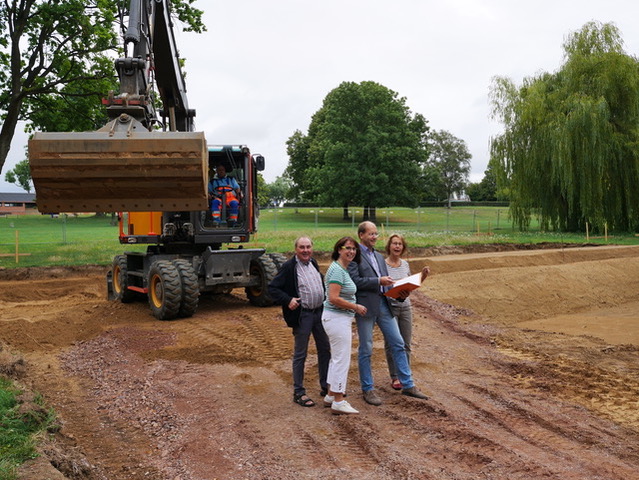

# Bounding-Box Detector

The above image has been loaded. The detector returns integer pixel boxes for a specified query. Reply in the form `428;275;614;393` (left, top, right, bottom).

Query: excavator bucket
29;129;208;213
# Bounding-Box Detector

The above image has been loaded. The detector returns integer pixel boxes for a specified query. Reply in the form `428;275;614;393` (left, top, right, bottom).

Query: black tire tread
172;259;199;318
246;255;278;307
112;255;136;303
148;260;182;320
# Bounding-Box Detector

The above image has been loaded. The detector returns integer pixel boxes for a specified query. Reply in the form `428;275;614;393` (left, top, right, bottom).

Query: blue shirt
209;176;239;195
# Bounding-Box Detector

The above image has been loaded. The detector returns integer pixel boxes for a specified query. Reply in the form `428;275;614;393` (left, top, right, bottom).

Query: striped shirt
295;259;324;309
323;261;357;314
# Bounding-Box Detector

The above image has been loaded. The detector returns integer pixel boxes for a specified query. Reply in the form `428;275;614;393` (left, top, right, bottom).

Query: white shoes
331;400;359;415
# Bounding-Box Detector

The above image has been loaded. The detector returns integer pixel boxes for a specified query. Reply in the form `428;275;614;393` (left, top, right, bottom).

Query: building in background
0;193;37;215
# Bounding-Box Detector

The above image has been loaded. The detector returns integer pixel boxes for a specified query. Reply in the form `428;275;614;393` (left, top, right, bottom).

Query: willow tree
490;21;639;232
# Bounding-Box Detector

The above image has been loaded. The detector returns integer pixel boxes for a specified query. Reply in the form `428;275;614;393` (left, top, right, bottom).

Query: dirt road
2;244;639;479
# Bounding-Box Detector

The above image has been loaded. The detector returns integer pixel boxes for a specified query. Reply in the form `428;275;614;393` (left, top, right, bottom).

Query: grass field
0;207;635;268
0;377;57;480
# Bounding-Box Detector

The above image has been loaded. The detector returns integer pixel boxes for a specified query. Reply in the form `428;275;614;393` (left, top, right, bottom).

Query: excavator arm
29;0;208;213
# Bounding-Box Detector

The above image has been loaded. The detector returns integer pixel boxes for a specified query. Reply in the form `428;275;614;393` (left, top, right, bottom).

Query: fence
260;206;522;233
1;207;618;268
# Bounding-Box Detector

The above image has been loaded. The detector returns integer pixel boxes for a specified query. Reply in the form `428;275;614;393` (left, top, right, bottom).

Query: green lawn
1;207;636;268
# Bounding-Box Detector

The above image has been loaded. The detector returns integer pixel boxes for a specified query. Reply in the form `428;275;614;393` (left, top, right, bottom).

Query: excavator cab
202;146;263;232
117;145;264;246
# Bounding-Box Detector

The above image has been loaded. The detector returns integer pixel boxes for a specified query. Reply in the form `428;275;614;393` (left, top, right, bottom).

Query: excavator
28;0;283;319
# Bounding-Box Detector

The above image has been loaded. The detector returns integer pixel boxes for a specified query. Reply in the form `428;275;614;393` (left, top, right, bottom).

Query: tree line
2;6;637;231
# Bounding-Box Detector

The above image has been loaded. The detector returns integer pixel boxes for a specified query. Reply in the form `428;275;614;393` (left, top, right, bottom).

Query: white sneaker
331;400;359;415
323;395;335;407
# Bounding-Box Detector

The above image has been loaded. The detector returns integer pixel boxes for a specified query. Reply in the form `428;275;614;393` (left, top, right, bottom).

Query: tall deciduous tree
0;1;204;175
285;81;429;221
427;129;471;207
490;21;639;231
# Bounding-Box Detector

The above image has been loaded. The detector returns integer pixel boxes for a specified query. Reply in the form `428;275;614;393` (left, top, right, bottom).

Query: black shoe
401;386;429;400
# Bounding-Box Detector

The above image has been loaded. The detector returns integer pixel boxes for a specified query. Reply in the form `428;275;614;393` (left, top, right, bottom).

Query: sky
2;0;639;193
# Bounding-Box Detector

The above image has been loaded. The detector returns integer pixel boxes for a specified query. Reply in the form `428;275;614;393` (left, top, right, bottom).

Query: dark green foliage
3;158;31;193
285;81;430;211
0;1;205;173
466;161;499;202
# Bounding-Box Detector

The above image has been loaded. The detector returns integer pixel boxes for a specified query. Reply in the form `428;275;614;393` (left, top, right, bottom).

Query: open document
384;272;422;299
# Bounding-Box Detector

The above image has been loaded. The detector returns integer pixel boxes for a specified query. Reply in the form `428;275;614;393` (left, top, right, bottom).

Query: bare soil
2;243;639;479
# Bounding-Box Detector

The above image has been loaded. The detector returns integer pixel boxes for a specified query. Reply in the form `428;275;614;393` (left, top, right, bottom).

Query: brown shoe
401;386;429;400
363;389;382;406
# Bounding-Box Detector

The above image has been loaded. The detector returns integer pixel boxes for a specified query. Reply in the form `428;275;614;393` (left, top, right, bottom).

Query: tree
266;175;292;206
466;161;499;202
4;157;31;192
490;21;639;231
256;173;269;207
0;1;205;175
285;81;429;221
427;130;471;207
284;129;313;202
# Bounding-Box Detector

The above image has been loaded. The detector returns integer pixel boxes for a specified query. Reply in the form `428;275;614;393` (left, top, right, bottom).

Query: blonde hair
385;233;407;256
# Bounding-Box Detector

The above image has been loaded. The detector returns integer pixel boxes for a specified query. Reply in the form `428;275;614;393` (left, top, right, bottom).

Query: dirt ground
2;243;639;480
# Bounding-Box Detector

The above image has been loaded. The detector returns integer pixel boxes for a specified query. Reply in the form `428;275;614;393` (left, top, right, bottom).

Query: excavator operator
209;164;241;226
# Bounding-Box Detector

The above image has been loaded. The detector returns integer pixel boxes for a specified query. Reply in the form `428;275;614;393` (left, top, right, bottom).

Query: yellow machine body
125;211;163;236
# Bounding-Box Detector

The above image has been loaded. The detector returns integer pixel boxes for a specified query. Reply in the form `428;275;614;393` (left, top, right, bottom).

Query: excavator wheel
268;252;288;272
112;255;136;303
246;255;277;307
172;259;199;318
148;260;183;320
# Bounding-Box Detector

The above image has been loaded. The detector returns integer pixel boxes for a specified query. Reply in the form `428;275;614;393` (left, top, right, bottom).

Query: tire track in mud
495;339;639;431
450;382;637;479
165;311;292;364
6;253;639;480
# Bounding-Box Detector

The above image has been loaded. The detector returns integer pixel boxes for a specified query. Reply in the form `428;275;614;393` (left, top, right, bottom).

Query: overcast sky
2;0;638;193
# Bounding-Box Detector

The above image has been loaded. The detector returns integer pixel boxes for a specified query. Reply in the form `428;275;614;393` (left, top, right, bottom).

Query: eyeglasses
341;246;357;251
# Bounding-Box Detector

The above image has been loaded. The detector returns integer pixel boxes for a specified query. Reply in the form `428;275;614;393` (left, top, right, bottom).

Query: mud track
1;244;639;479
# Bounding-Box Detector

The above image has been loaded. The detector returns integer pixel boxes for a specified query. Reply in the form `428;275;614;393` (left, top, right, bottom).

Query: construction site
1;243;638;479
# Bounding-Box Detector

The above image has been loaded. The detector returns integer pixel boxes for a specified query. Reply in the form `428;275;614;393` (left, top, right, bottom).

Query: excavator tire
246;255;277;307
28;129;208;213
148;260;183;320
112;255;136;303
172;259;199;318
268;252;288;272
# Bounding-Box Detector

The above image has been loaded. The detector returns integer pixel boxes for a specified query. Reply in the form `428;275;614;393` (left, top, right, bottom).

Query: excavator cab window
202;146;249;230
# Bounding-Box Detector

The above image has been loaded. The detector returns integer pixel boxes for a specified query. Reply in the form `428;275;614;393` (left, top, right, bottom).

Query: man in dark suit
268;236;330;407
348;221;428;405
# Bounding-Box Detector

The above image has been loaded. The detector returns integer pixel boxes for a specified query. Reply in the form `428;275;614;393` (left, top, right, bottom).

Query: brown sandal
391;379;402;390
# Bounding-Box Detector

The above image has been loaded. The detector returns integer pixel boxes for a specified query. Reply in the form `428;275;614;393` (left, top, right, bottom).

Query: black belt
301;306;322;313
